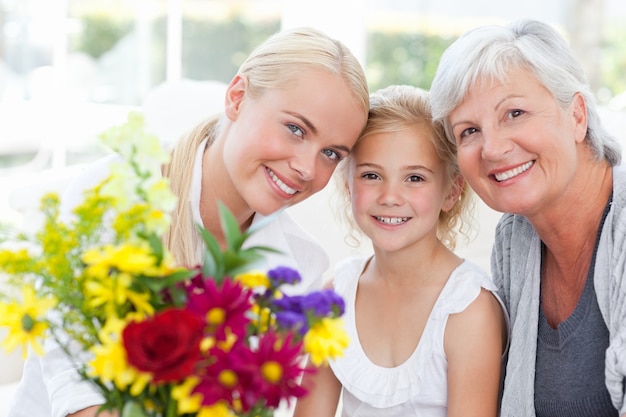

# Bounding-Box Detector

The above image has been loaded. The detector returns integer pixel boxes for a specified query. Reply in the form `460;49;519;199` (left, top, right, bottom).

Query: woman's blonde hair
162;27;369;267
336;84;475;251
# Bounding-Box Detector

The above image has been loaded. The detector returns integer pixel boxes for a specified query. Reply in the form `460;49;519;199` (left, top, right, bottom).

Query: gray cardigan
493;165;626;417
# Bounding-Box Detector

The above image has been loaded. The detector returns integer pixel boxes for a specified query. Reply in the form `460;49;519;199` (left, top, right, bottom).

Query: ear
224;74;247;121
442;174;464;212
571;92;588;144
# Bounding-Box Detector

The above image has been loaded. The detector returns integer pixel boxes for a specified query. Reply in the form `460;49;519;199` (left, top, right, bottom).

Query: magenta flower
185;277;253;340
246;331;307;408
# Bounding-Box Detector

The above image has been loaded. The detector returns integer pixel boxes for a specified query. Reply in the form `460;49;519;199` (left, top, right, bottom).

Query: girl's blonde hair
162;27;369;267
336;84;475;250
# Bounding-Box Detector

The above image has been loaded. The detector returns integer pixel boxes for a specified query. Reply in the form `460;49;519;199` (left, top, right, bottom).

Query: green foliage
366;31;455;91
73;13;132;59
602;22;626;99
66;11;625;98
180;18;280;82
198;202;281;282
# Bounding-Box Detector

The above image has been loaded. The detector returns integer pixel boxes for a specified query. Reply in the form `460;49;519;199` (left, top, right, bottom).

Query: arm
292;359;342;417
445;289;507;417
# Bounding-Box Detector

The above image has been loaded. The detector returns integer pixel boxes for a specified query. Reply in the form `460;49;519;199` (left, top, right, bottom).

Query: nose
377;180;404;206
289;149;317;182
480;125;514;161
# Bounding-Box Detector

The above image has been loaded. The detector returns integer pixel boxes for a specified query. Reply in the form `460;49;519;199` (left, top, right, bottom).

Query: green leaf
120;400;147;417
197;226;222;279
137;269;195;293
145;232;164;265
244;245;283;255
218;202;243;251
198;204;286;282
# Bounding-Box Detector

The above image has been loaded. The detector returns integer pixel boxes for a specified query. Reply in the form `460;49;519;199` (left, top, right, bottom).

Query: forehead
454;66;550;114
354;126;441;164
270;69;367;143
469;65;542;96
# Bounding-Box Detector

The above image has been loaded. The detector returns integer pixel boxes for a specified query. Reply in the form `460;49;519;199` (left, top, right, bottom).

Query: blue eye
322;148;342;161
287;123;304;137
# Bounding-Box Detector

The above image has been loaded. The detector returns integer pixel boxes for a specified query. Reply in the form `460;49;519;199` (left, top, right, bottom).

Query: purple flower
272;289;345;319
275;311;308;334
300;289;345;317
267;266;302;287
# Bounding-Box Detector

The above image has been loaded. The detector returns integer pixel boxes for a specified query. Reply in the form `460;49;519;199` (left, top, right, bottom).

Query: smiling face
348;126;459;254
220;69;367;216
448;66;587;217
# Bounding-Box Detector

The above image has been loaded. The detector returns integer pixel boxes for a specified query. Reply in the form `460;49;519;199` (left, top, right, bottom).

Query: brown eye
460;127;478;138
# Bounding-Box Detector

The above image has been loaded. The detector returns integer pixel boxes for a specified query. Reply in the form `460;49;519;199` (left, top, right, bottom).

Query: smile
494;161;534;182
266;167;297;195
375;216;409;225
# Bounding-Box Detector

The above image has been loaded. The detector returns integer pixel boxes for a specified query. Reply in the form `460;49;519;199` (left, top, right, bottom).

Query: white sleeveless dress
329;256;499;417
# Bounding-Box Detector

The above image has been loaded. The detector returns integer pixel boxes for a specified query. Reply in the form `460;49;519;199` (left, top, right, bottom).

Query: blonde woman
9;27;369;417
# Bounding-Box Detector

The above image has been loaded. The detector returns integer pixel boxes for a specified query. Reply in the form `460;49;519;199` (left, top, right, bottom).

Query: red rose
122;308;205;382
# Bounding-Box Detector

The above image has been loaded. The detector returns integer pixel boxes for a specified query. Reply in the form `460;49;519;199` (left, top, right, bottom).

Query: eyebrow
450;93;523;130
495;94;523;110
285;110;351;154
356;162;434;173
285;111;318;135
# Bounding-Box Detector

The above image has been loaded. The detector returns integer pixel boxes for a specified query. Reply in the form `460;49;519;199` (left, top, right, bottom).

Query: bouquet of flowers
0;113;349;417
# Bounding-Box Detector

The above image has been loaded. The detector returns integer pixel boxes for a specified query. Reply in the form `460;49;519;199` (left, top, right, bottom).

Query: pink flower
185;277;253;341
247;331;307;408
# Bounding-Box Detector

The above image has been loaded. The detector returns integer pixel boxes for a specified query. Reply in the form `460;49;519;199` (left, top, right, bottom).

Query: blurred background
1;0;626;410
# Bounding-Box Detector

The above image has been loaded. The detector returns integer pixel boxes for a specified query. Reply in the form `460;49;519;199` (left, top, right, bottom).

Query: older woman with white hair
430;19;625;417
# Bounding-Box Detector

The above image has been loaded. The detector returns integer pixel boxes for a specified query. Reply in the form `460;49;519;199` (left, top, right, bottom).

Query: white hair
430;19;621;165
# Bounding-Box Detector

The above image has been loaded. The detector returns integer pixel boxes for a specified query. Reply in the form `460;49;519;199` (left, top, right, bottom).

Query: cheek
311;162;338;191
349;186;372;215
456;148;478;179
222;143;249;184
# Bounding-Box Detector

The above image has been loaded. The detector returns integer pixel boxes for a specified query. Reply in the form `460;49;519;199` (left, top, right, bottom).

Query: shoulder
445;261;507;350
330;255;369;294
493;212;534;244
442;260;496;313
445;285;508;353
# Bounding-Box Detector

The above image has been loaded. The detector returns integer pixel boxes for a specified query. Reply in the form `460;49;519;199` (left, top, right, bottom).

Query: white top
329;256;498;417
8;141;329;417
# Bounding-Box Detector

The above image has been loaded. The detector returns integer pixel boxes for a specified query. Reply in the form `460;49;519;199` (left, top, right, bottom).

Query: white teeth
267;168;297;195
375;216;409;225
494;161;533;182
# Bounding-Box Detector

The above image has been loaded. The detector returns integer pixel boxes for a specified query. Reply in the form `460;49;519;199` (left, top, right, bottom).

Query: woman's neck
199;138;254;245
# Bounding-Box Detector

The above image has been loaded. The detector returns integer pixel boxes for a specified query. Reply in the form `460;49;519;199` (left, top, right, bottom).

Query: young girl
293;85;508;417
9;27;369;417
